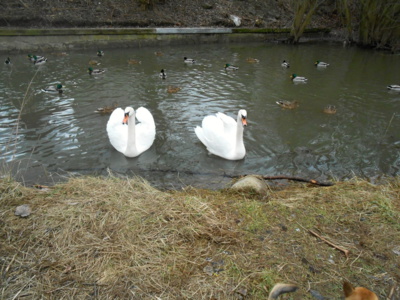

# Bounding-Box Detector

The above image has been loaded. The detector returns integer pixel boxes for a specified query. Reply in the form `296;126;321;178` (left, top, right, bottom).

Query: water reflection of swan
195;109;247;160
107;107;156;158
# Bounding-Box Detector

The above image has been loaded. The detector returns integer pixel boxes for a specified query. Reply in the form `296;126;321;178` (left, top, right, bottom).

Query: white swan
194;109;247;160
107;107;156;157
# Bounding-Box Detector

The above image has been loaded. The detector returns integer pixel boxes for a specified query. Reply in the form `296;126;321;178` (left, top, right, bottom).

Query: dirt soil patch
0;0;339;29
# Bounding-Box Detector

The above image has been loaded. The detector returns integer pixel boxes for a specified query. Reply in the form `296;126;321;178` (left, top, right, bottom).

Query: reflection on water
0;42;399;188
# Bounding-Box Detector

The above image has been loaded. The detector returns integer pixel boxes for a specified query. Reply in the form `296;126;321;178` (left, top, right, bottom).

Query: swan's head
239;109;247;126
123;107;135;125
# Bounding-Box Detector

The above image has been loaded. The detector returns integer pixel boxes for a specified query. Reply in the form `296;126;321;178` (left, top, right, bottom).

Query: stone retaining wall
0;28;330;52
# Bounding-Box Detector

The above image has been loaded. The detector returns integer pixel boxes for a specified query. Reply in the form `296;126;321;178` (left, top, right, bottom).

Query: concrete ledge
0;27;331;52
156;28;232;34
0;28;156;36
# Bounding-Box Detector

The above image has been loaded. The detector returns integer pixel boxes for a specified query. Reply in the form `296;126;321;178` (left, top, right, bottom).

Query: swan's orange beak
242;117;247;126
123;113;129;125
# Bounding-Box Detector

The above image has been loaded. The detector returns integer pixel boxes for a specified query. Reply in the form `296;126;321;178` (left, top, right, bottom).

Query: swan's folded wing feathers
216;112;236;137
135;107;156;153
201;115;234;156
136;107;155;126
107;108;128;153
194;126;207;146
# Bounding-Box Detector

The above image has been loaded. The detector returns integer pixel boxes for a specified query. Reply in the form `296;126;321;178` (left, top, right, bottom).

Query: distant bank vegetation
1;0;398;52
134;0;400;51
288;0;399;51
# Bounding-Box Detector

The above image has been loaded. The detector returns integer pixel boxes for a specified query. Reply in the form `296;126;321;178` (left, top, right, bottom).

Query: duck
128;59;141;65
276;100;299;109
246;57;260;63
41;84;63;94
184;57;195;63
89;60;101;66
387;84;400;91
323;105;337;114
88;67;105;75
154;51;163;56
281;60;290;68
95;103;118;114
194;109;247;160
4;57;11;65
224;63;239;71
290;74;308;83
167;86;181;93
106;106;156;158
315;60;329;67
27;54;45;62
159;69;167;79
33;56;47;65
97;50;104;57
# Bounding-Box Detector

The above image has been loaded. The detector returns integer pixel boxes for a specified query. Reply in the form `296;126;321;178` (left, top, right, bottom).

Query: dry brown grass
1;175;399;299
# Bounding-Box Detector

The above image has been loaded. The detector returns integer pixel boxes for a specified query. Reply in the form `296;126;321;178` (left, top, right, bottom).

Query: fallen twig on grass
309;229;350;257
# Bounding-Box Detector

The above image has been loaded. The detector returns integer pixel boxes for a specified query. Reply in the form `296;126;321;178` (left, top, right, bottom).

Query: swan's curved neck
235;115;245;151
125;115;138;156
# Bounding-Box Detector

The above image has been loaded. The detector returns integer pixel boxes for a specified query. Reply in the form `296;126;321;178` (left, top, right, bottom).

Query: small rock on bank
230;175;269;195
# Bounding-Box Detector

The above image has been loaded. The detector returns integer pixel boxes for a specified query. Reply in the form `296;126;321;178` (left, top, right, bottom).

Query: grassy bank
1;175;399;299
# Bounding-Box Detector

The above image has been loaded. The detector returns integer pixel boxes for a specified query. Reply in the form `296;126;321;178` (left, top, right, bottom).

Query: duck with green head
315;60;329;67
4;57;11;65
28;54;45;62
290;74;307;83
224;63;239;71
88;67;105;75
387;84;400;91
42;84;63;94
33;56;47;65
97;50;104;57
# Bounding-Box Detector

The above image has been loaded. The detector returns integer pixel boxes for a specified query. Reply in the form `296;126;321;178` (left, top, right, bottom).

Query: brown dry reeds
1;175;399;299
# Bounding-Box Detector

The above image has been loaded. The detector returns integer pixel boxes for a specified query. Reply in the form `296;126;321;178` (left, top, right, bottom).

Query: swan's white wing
216;112;237;138
135;107;156;153
195;114;235;158
106;107;128;153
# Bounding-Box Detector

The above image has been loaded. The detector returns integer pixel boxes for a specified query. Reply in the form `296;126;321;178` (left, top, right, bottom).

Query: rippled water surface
1;42;399;188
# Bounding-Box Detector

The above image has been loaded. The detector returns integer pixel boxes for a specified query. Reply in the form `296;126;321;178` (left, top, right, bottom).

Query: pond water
1;42;399;189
